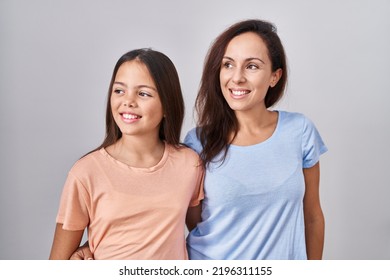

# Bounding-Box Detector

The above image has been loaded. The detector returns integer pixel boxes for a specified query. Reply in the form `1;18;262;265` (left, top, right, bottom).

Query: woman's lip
230;89;250;95
229;89;250;99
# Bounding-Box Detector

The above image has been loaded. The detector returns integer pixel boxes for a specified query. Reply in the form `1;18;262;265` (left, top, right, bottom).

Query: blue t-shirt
184;111;328;260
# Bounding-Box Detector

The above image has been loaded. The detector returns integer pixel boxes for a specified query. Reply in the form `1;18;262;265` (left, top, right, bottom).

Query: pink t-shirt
56;144;204;259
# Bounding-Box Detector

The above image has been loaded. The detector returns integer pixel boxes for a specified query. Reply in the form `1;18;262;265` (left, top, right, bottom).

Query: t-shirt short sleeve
183;129;205;207
184;128;203;154
301;116;328;168
56;171;90;230
189;164;204;207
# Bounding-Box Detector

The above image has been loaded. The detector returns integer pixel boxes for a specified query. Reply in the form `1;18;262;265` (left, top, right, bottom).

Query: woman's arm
303;162;325;260
186;203;202;232
49;223;84;260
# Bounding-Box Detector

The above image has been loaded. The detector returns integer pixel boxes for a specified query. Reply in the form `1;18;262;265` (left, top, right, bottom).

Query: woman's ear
270;68;282;87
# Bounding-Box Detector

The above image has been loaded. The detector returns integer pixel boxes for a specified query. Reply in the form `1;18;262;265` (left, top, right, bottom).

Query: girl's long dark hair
196;19;288;166
87;48;184;156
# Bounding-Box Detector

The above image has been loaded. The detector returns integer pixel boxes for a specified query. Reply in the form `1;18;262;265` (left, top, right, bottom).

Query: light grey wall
1;0;389;259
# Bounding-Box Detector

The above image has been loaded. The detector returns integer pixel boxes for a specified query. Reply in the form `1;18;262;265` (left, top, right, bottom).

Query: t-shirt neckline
100;142;169;173
230;110;282;149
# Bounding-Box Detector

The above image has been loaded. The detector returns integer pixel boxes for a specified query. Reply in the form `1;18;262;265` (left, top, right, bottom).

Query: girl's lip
120;112;142;123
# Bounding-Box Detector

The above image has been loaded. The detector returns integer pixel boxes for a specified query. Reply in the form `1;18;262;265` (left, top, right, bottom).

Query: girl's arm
303;162;325;260
49;223;85;260
70;241;94;260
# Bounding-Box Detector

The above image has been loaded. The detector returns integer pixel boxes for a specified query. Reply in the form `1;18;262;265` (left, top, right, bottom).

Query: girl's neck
107;135;165;168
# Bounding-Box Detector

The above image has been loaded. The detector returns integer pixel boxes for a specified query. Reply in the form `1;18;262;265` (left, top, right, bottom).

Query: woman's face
219;32;281;114
110;60;164;139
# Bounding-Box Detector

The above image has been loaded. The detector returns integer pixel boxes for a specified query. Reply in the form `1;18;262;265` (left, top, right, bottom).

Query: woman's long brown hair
195;19;288;166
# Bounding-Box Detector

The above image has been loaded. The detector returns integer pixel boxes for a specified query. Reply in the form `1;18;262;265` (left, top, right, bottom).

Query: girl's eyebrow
223;56;266;65
113;81;127;87
113;81;157;91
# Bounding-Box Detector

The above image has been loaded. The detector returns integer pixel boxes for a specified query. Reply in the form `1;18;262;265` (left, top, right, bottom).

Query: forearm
186;203;202;232
49;223;84;260
305;214;325;260
303;163;325;260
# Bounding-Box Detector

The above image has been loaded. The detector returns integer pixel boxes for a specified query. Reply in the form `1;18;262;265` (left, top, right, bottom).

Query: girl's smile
110;60;163;138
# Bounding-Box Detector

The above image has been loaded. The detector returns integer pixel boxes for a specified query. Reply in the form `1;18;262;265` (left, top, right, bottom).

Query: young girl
185;19;327;260
49;49;204;260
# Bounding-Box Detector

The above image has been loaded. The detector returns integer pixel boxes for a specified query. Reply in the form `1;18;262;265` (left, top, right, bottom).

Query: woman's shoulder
184;127;199;140
183;127;203;154
278;110;314;128
278;110;306;122
277;110;326;149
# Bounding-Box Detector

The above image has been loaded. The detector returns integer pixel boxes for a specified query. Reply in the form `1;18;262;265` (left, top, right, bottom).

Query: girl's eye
139;91;151;97
114;89;124;94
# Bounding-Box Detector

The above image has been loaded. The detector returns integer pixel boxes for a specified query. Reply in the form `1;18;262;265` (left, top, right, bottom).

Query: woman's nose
232;68;246;84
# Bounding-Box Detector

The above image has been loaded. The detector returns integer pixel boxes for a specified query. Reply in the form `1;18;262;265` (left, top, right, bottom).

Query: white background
1;0;389;259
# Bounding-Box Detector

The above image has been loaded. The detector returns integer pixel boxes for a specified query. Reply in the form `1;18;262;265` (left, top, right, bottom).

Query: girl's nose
123;93;137;107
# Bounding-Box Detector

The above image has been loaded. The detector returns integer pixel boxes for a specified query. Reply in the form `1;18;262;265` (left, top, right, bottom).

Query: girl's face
219;32;281;114
110;60;163;139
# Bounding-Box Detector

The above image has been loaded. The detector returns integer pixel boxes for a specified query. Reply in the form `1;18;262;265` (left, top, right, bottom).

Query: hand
69;243;93;260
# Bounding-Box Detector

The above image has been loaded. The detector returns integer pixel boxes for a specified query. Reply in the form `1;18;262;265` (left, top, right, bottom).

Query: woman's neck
231;109;278;146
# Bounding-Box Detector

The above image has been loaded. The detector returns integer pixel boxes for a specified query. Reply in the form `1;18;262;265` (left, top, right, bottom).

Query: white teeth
231;90;249;96
123;113;139;119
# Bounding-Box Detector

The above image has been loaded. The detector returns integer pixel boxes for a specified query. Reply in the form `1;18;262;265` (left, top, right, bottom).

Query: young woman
184;19;327;260
49;49;203;260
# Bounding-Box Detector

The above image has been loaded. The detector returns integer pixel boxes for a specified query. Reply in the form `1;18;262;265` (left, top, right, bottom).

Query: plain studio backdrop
0;0;389;260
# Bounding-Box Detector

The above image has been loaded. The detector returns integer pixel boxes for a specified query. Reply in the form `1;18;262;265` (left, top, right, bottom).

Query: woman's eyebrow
223;56;265;64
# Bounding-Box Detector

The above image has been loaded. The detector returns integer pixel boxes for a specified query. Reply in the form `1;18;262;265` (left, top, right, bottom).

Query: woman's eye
247;64;259;70
223;62;233;69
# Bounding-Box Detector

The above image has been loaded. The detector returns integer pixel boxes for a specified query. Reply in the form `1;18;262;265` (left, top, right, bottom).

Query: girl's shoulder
166;143;203;168
168;143;200;159
69;149;104;174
